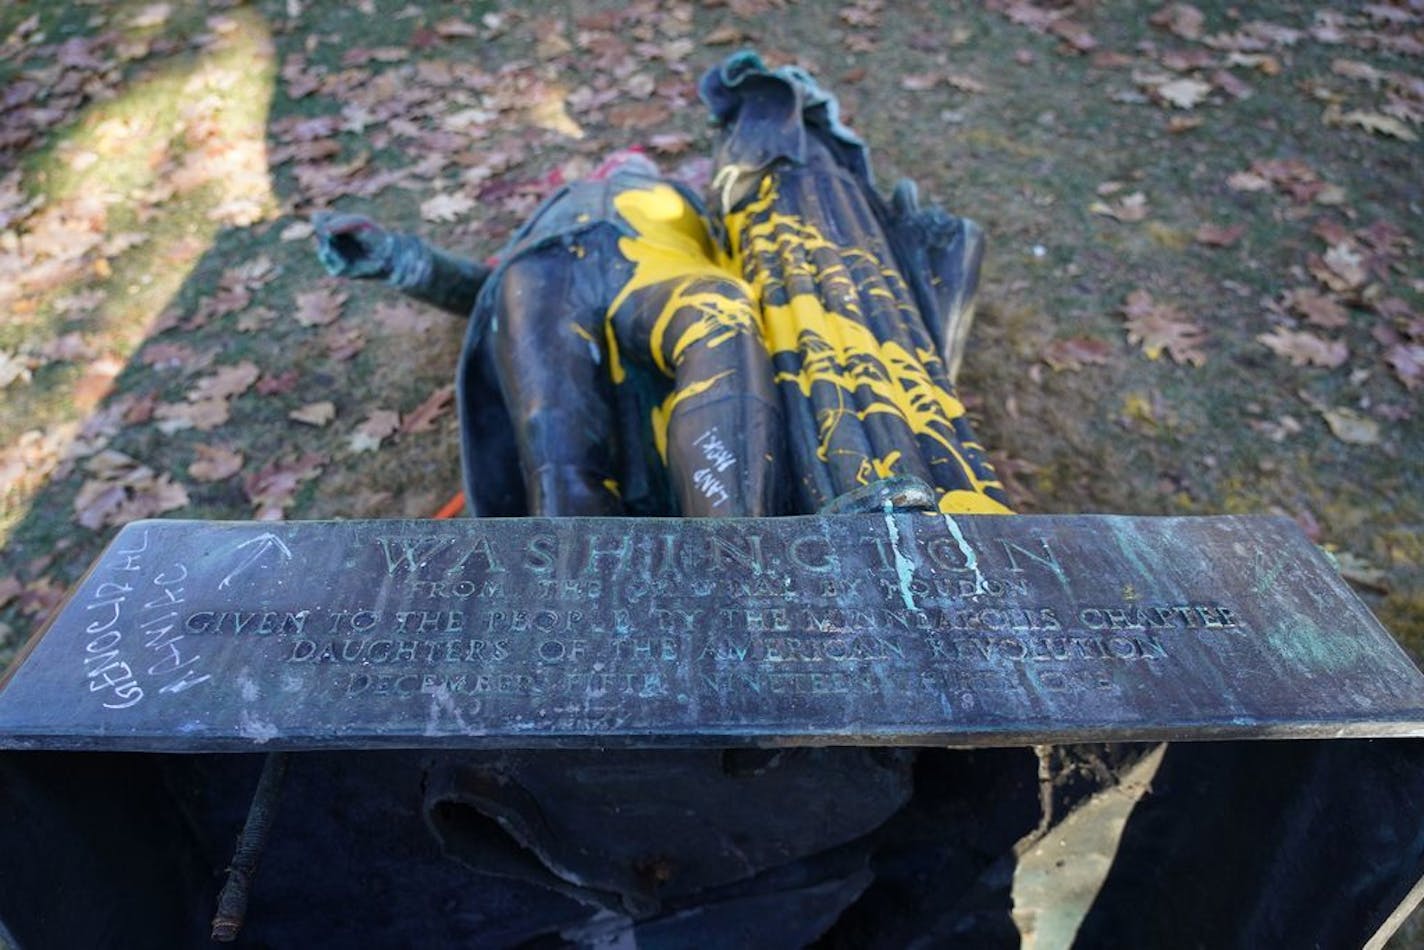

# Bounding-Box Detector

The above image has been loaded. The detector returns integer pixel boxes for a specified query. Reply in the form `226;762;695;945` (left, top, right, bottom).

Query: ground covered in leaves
0;0;1421;886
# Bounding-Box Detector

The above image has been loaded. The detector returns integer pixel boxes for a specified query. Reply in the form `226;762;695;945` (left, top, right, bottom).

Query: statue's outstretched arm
312;212;490;318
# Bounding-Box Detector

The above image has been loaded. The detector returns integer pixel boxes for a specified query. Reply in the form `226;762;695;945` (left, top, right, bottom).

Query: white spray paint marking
218;533;293;590
883;510;917;610
425;683;471;737
238;709;279;744
237;671;259;703
943;514;987;595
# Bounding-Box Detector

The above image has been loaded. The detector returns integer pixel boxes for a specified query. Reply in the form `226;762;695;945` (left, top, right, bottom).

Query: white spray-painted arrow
218;533;294;590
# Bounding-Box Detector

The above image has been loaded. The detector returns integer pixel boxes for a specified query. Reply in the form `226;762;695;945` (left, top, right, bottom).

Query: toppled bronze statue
316;51;1010;519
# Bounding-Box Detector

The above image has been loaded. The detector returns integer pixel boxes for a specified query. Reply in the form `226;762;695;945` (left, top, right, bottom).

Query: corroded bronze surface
1;514;1420;750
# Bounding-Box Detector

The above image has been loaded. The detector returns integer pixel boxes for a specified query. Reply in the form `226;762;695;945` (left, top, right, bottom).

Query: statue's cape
698;53;1010;514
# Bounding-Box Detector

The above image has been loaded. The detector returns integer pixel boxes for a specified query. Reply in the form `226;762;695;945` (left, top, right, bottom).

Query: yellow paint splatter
725;177;1006;504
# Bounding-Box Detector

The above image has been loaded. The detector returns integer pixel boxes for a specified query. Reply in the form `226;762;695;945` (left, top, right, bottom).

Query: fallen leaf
73;451;189;529
1321;407;1380;445
1226;170;1271;192
1384;343;1423;391
401;385;454;434
1330;59;1385;86
188;444;244;482
1283;288;1350;328
256;369;300;396
153;399;230;433
705;24;746;45
1150;3;1205;40
188;361;259;402
1041;336;1114;371
38;332;96;362
420;192;476;223
323;324;367;361
606;100;672;130
245;452;325;520
0;575;21;611
1194;222;1245;247
1090;192;1148;223
1156;77;1211;109
349;409;400;453
1121;290;1207;365
1339;110;1418;142
294;286;347;327
371;299;439;336
290;401;336;426
0;351;35;389
434;17;478;38
1332;550;1389;592
648;131;694;155
1258;329;1349;368
1317;242;1368;290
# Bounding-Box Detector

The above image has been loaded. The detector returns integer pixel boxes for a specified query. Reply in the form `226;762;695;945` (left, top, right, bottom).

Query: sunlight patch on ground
0;8;277;544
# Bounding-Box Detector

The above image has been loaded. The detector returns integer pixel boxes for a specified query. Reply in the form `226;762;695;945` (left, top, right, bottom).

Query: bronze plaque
1;514;1421;750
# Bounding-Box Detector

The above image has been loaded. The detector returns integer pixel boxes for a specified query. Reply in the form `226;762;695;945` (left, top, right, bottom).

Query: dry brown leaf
607;100;672;129
1320;407;1380;445
350;409;400;453
73;451;189;530
370;300;439;336
1331;59;1386;86
1258;329;1349;368
0;574;22;611
1150;3;1205;40
289;401;336;426
294;285;347;327
0;351;35;389
1339;110;1418;142
188;444;244;482
1318;242;1368;291
245;452;325;520
1384;343;1423;391
1283;289;1349;328
434;17;478;38
1041;337;1114;371
648;131;695;155
401;385;455;434
154;399;230;434
1090;192;1149;223
1121;290;1207;365
420;192;476;223
323;324;367;361
1194;222;1245;247
38;332;96;362
1226;170;1271;192
256;369;300;396
187;361;259;402
1156;77;1211;109
705;24;747;45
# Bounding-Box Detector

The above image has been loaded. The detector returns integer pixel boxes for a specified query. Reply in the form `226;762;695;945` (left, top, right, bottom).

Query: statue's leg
629;275;784;518
490;246;624;516
612;270;786;515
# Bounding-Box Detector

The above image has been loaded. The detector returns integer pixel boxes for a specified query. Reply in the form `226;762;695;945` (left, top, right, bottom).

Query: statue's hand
312;212;397;280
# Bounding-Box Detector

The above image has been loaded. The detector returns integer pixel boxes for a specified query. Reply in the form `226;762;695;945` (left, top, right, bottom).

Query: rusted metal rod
211;752;289;942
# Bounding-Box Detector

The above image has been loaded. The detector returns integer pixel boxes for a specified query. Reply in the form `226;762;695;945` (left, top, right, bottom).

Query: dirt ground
0;0;1420;941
